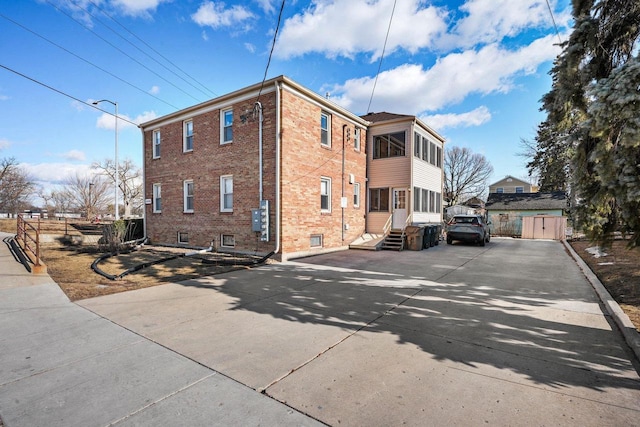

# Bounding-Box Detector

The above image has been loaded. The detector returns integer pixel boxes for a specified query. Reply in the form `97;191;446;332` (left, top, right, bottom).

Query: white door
392;188;407;229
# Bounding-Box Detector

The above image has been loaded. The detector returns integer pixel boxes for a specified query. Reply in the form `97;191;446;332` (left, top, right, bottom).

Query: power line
78;0;217;99
367;0;397;113
0;13;180;110
45;0;203;103
256;0;286;103
84;0;217;99
0;63;140;127
545;0;563;44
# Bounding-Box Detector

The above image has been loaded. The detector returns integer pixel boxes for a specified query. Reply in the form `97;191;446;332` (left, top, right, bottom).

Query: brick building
141;76;446;260
141;76;369;260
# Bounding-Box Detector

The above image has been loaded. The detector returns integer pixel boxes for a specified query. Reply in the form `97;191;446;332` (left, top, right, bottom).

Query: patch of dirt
40;242;259;301
570;239;640;331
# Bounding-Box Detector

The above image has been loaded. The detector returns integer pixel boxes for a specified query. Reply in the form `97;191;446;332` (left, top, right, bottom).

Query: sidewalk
0;232;322;427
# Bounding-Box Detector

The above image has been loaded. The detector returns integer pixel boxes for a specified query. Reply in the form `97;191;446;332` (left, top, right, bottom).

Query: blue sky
0;0;571;201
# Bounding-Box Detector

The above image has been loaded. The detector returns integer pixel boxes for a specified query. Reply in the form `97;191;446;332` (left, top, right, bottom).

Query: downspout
139;125;147;243
342;124;347;242
274;81;282;256
255;101;263;203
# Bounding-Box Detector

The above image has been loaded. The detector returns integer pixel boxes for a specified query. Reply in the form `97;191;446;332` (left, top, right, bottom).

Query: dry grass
570;239;640;331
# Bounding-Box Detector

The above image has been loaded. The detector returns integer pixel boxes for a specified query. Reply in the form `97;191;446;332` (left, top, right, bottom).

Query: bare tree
92;158;143;218
62;173;111;219
0;157;36;216
444;146;494;206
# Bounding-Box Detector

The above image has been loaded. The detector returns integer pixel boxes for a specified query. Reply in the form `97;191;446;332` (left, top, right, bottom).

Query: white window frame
320;177;331;212
220;175;233;212
320;112;331;147
496;187;504;193
310;234;323;248
183;120;193;152
152;183;161;213
152;130;161;159
353;182;361;208
516;186;524;193
354;127;361;152
221;108;233;145
178;232;189;245
183;180;194;213
220;234;235;248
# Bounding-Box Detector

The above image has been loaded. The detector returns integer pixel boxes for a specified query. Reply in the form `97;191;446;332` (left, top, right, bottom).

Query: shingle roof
360;112;414;123
485;192;567;211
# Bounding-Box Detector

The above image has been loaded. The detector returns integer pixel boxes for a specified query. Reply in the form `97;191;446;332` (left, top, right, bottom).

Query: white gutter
256;101;263;202
139;125;148;242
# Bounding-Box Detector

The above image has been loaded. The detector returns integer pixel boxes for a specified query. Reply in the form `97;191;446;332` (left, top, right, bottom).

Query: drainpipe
255;101;263;203
274;81;282;256
342;124;347;242
139;125;148;243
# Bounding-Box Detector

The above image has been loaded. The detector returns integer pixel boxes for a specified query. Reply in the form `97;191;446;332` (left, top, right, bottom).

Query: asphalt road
74;237;640;426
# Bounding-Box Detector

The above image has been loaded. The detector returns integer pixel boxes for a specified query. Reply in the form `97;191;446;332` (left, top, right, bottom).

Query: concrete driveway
79;238;640;426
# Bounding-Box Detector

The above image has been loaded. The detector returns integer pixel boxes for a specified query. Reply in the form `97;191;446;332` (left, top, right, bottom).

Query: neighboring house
361;112;445;233
485;191;567;238
489;175;536;194
141;75;368;261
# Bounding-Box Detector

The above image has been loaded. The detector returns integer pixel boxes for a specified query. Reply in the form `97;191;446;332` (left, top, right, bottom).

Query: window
152;183;161;213
152;130;161;158
221;109;233;144
496;187;504;193
321;112;331;147
310;234;323;248
421;189;428;212
414;187;420;212
436;146;442;168
220;175;233;212
178;232;189;244
221;234;235;248
369;188;389;212
414;132;420;158
354;182;361;208
373;132;405;159
516;186;524;193
422;137;428;162
183;120;193;152
321;177;331;212
429;142;436;165
354;127;361;151
429;191;436;213
436;192;441;214
183;180;194;212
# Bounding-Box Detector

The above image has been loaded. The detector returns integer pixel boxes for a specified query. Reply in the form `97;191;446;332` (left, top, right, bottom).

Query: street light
92;99;119;220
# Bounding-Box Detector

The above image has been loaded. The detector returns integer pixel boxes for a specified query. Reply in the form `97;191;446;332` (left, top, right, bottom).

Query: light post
92;99;119;220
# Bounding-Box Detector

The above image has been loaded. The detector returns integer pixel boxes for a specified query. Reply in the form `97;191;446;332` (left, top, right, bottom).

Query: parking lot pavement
79;238;640;426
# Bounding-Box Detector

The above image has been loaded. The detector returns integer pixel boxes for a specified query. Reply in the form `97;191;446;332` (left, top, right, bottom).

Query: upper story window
321;112;331;147
220;175;233;212
436;146;442;168
354;127;361;152
152;183;161;213
221;109;233;144
414;132;420;158
183;180;194;213
516;186;524;193
429;142;436;166
321;177;331;212
152;130;161;158
373;132;405;159
183;120;193;152
421;136;428;162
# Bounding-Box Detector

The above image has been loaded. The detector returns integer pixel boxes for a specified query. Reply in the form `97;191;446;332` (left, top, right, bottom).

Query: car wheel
480;237;486;247
446;237;452;245
486;234;490;243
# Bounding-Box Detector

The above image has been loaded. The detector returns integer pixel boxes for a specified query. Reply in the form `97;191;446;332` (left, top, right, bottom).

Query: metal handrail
382;213;393;236
16;214;41;266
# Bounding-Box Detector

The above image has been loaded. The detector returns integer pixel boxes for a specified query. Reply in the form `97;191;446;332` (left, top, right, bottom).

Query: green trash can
423;225;432;249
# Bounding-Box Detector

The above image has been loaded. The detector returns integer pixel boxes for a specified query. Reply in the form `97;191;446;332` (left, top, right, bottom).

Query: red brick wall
144;84;367;258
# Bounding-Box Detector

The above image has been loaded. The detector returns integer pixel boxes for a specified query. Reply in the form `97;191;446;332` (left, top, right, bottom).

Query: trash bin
434;224;442;246
422;225;432;249
404;226;423;251
423;224;439;248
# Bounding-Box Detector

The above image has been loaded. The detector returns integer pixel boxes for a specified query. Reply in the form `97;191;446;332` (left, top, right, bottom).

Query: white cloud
201;30;209;41
149;85;160;95
422;106;492;131
0;138;10;150
275;0;447;60
21;162;94;185
112;0;169;17
0;94;8;101
61;150;87;161
192;1;255;29
96;111;158;130
330;34;562;114
245;42;256;53
256;0;275;14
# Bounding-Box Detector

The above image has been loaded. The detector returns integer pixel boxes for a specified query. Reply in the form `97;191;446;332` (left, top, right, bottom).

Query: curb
564;240;640;363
